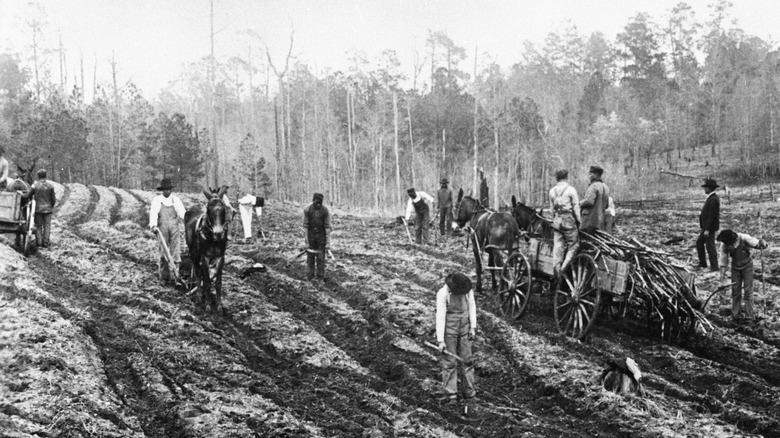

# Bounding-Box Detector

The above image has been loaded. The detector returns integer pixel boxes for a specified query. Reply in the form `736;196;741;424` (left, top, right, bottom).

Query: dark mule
185;186;229;313
511;195;553;239
453;189;520;293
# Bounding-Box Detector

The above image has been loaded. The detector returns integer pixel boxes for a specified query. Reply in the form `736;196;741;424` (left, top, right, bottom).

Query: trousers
442;311;475;399
731;262;755;319
307;232;326;277
415;210;430;244
34;212;52;246
696;231;718;269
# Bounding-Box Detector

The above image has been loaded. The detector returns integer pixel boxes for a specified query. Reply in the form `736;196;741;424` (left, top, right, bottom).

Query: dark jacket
437;188;453;209
303;204;331;236
33;180;56;214
699;193;719;232
580;179;610;231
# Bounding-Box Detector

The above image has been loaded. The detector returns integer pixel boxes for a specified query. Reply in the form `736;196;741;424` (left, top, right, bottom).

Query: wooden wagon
0;192;36;257
495;237;632;340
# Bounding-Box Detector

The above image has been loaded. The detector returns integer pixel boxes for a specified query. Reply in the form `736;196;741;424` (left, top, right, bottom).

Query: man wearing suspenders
549;169;581;277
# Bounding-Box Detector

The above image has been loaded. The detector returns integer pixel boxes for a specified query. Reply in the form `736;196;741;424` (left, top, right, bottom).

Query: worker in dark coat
303;192;331;280
696;178;720;271
479;169;489;208
32;169;56;248
437;178;453;237
580;165;610;232
717;229;768;322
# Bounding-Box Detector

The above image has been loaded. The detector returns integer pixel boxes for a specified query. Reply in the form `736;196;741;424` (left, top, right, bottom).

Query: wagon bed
0;192;36;256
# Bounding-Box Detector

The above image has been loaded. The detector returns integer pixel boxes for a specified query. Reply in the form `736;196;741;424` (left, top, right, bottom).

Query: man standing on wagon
32;169;56;248
149;178;186;285
405;187;435;245
697;178;720;272
437;178;453;237
549;169;581;277
580;165;610;233
303;192;331;281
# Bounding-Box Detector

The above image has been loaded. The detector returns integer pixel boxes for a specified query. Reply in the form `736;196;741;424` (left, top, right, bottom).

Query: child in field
435;272;477;404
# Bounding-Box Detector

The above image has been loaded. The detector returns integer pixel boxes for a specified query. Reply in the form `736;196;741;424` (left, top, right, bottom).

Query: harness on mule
465;211;494;255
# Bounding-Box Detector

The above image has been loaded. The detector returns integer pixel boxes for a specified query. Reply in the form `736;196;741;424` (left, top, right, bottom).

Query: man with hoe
437;178;453;237
580;165;610;232
303;192;331;281
697;178;720;272
149;178;186;284
435;272;477;405
717;229;768;323
405;187;435;245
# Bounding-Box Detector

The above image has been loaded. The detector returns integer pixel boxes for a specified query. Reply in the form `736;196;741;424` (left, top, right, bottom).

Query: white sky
0;0;778;98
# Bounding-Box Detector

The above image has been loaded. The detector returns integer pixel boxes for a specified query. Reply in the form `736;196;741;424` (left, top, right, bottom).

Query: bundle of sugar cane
581;229;713;340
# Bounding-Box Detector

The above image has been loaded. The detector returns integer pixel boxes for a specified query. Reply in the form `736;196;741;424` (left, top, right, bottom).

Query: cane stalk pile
581;229;713;342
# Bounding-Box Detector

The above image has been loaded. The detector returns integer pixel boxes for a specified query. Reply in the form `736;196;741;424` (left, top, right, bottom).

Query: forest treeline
0;1;778;209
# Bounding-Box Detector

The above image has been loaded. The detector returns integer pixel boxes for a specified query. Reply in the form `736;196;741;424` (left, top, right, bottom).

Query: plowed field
2;185;779;437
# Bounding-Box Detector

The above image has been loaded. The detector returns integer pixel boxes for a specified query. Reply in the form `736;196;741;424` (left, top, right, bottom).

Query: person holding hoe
435;272;477;405
149;178;186;285
717;229;769;323
303;192;331;281
405;187;435;245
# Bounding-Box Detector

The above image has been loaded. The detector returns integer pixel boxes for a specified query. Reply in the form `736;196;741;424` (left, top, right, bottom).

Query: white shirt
435;285;477;344
149;194;186;228
405;191;435;221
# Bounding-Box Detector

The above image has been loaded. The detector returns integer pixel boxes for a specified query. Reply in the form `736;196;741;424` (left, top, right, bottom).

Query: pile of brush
581;229;712;342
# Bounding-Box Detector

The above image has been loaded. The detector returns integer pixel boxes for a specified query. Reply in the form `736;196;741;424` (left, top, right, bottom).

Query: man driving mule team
149;178;186;284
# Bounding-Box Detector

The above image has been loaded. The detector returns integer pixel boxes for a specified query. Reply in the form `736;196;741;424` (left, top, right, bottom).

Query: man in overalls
549;169;581;277
303;192;331;281
436;272;477;404
149;178;186;284
717;229;769;323
405;187;435;245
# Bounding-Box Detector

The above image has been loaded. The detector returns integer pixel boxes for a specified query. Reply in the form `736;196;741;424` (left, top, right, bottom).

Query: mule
510;196;553;239
453;189;520;293
185;186;229;313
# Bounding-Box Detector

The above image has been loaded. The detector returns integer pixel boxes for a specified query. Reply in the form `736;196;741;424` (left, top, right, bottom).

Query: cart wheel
554;254;601;340
497;252;532;321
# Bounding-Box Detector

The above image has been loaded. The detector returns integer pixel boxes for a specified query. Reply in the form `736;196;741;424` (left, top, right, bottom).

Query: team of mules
185;186;229;313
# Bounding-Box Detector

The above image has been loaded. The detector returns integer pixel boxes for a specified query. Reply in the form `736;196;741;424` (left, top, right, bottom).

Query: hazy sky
1;0;778;98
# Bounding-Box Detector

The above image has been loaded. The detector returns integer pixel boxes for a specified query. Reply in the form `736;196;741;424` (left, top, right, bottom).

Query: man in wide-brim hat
149;178;186;284
435;272;477;404
696;178;720;271
437;178;453;237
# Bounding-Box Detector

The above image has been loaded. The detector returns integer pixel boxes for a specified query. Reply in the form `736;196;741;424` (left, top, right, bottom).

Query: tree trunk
493;120;499;208
393;91;401;207
407;98;415;187
473;45;478;196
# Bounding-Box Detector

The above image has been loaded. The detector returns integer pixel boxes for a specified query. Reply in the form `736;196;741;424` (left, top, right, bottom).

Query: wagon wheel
496;252;532;321
22;212;35;257
554;254;601;340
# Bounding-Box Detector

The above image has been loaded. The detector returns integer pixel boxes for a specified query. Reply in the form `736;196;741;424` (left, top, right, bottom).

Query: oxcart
0;191;36;257
494;235;700;342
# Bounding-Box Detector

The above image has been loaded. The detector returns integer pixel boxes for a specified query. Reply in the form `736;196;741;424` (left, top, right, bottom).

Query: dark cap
555;169;568;180
716;229;737;245
702;178;719;189
589;165;604;175
407;187;416;195
156;178;174;191
440;178;449;184
445;272;472;295
37;169;47;178
312;193;324;202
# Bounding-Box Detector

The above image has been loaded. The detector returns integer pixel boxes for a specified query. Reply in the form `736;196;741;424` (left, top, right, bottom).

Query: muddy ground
1;184;780;437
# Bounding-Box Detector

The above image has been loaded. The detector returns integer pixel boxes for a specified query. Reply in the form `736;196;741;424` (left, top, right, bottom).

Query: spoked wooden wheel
554;254;601;340
496;252;533;321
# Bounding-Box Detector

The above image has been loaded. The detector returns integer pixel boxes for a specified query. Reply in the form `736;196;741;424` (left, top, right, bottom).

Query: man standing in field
149;178;186;284
303;192;331;281
437;178;453;237
238;193;265;243
580;165;610;233
697;178;720;271
32;169;56;248
0;146;9;190
549;169;581;277
405;187;435;245
436;272;477;405
717;229;768;323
